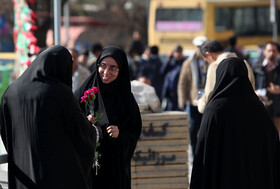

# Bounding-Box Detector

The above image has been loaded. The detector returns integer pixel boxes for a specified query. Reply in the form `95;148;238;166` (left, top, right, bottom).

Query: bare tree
74;0;148;51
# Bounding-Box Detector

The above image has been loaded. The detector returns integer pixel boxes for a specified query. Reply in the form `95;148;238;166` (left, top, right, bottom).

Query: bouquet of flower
81;87;98;120
80;87;102;175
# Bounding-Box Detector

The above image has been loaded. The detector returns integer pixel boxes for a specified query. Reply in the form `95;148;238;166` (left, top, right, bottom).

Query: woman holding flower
75;46;142;189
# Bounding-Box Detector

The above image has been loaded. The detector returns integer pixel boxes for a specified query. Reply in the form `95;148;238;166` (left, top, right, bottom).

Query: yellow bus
148;0;280;54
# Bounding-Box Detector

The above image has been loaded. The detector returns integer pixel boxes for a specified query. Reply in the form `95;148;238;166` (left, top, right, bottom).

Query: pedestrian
74;46;142;189
0;45;98;189
225;36;244;60
69;48;91;92
197;40;255;113
253;41;280;136
190;57;280;189
80;50;90;67
138;45;164;102
130;30;144;57
161;44;186;111
177;36;208;155
127;47;140;80
88;42;103;73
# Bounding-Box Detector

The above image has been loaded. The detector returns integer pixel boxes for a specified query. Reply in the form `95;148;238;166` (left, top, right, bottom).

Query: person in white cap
177;36;208;156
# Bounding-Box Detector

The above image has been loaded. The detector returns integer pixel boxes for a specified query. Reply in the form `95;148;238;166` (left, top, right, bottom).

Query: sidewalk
0;144;194;189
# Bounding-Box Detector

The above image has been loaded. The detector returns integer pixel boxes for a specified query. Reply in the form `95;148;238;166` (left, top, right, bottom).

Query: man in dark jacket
138;45;164;102
161;44;186;110
253;41;280;136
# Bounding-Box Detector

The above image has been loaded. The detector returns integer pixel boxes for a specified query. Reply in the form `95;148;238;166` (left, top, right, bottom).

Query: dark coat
74;46;142;189
0;45;96;189
138;54;164;101
191;57;280;189
161;57;186;110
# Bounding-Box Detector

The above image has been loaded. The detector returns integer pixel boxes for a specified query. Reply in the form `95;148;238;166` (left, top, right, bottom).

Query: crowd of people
123;35;280;188
0;30;280;188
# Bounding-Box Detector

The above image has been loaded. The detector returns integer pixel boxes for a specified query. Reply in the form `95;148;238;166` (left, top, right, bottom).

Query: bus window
215;6;276;36
215;8;233;31
155;8;203;31
234;8;256;35
234;7;272;36
256;7;273;34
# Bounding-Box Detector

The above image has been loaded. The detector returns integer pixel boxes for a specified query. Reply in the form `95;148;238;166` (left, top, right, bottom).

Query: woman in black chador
190;57;280;189
75;46;142;189
0;45;97;188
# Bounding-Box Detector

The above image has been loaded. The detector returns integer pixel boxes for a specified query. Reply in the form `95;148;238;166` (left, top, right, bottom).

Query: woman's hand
107;125;119;138
87;114;95;124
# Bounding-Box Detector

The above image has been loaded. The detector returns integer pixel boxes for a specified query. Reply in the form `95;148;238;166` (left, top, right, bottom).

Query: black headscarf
209;57;255;102
95;45;132;127
22;45;73;87
74;46;142;189
0;45;96;189
190;57;280;189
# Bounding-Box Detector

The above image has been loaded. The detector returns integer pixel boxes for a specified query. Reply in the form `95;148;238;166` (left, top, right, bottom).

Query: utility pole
63;1;70;47
270;0;278;42
54;0;61;45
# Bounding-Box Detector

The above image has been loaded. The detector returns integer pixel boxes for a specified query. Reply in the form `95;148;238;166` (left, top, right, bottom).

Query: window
215;8;233;31
215;6;277;36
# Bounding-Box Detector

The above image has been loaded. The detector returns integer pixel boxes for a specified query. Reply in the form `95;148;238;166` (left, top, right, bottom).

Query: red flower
92;87;98;94
80;96;87;103
80;87;99;105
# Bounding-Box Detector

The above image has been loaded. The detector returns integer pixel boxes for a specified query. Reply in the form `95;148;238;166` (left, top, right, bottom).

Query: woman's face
98;57;119;84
